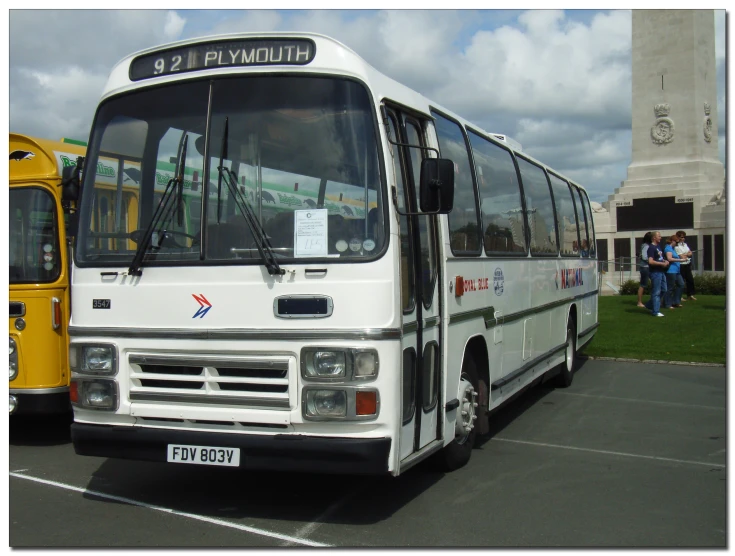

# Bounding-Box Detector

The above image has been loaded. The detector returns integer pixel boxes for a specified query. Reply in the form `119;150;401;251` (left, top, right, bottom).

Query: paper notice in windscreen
294;209;328;257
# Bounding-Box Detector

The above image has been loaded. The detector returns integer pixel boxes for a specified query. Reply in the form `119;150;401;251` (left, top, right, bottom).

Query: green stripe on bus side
448;290;598;328
61;138;87;147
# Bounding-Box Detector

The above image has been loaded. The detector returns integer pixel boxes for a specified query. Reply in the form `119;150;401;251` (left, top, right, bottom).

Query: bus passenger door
386;109;441;461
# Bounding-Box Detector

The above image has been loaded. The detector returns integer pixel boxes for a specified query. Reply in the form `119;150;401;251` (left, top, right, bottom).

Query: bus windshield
75;76;385;268
9;187;61;284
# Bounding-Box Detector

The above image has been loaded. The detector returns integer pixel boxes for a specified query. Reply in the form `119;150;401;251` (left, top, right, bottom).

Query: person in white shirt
675;231;696;301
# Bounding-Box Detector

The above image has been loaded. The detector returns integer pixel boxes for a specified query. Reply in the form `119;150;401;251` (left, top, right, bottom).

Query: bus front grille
128;354;292;409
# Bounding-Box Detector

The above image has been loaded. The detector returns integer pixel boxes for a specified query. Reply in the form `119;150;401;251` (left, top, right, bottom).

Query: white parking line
555;391;726;411
492;438;726;468
288;488;357;545
10;471;330;547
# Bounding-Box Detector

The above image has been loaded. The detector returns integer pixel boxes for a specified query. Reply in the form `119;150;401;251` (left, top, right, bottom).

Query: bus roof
100;32;585;194
9;133;86;184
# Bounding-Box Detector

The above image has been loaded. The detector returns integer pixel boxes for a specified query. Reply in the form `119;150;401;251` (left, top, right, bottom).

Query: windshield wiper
128;134;189;276
216;117;284;276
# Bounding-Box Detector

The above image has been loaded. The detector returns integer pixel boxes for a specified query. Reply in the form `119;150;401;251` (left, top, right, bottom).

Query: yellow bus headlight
9;338;18;381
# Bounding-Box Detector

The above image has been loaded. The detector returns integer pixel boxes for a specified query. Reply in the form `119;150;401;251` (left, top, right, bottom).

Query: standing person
644;231;669;317
637;232;653;308
663;235;685;309
675;231;696;301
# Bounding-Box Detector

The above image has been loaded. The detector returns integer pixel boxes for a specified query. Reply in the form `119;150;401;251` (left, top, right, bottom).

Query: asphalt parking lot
9;359;726;547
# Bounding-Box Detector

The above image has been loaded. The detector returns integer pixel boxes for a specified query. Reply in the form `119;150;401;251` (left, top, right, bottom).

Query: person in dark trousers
675;231;696;301
644;231;669;317
663;234;685;309
637;232;653;308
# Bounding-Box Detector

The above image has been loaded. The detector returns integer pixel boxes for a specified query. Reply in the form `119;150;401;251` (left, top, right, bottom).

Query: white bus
69;32;598;476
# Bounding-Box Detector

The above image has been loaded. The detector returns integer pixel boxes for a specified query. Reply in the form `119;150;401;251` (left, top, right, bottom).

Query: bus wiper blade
128;135;189;276
176;134;189;227
127;177;179;276
219;165;284;276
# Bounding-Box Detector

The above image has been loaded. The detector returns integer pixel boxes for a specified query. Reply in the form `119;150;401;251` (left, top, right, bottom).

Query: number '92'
154;56;182;74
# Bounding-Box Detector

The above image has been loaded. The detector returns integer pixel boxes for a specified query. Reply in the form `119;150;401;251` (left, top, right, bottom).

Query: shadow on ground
78;362;588;528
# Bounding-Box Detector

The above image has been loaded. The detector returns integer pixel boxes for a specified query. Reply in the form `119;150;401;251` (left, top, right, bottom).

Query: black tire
555;319;577;388
433;356;480;472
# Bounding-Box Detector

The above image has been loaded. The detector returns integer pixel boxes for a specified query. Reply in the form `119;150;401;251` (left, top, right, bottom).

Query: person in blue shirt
663;234;686;309
644;231;669;317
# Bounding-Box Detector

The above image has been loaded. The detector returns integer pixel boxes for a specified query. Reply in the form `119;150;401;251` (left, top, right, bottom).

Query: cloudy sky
8;9;727;203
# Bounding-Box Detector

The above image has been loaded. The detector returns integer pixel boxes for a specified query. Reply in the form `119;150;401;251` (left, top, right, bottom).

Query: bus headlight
71;379;118;410
305;389;347;418
70;344;118;375
304;350;346;378
300;348;378;381
9;338;18;381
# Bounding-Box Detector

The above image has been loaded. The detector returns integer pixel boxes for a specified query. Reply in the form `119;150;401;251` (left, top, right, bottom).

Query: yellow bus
9;133;84;415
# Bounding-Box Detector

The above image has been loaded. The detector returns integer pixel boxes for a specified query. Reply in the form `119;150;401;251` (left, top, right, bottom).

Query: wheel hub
455;377;478;444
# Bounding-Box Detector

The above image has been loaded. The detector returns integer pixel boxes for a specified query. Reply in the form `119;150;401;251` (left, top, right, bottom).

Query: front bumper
71;423;391;475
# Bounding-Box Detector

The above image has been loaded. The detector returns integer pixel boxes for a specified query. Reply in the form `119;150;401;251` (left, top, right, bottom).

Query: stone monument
593;10;725;280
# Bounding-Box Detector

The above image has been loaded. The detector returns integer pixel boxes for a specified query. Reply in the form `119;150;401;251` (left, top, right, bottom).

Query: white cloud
201;11;284;36
714;9;725;63
7;9;725;203
164;11;187;40
434;10;631;125
10;10;188;72
11;66;107;142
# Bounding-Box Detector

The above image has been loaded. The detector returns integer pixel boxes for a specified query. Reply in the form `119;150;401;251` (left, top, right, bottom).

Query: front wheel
555;319;577;388
433;356;479;472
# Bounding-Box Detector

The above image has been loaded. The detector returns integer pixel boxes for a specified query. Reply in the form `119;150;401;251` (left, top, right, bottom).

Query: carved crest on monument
651;103;674;144
703;102;713;142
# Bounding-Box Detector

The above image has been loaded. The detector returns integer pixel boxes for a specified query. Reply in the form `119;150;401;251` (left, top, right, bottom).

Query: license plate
167;444;240;467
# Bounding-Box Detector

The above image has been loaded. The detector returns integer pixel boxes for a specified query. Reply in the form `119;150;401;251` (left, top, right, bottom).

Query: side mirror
419;158;454;214
61;156;84;202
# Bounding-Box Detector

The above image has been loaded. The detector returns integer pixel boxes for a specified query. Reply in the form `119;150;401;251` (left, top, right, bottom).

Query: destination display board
130;38;316;81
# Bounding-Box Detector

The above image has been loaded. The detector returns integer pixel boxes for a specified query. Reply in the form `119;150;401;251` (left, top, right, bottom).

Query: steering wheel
160;230;199;248
129;229;199;248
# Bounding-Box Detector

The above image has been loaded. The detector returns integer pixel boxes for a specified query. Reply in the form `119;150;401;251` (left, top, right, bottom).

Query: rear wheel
555;319;577;388
433;356;479;471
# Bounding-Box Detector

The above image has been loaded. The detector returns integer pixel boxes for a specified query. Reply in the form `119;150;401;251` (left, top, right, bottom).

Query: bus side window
405;119;437;309
571;185;590;258
548;174;579;257
430;110;482;256
467;130;527;255
516;156;559;256
386;114;415;313
579;188;596;258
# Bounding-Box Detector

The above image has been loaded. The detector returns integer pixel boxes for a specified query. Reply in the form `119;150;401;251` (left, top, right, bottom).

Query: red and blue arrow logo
192;294;212;318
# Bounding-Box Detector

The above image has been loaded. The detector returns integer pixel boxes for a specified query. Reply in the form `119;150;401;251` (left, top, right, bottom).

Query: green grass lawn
580;295;726;365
